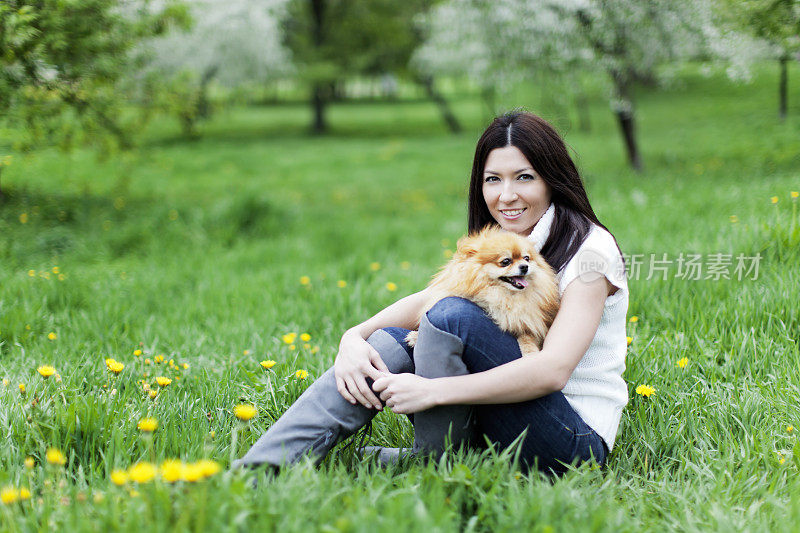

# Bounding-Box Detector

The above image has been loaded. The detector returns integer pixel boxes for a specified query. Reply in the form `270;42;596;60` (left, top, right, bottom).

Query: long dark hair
468;111;619;273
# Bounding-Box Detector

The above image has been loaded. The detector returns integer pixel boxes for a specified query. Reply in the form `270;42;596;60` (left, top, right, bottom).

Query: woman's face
482;145;552;237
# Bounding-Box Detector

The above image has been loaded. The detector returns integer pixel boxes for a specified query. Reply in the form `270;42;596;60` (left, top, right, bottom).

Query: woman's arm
372;277;612;413
334;287;430;410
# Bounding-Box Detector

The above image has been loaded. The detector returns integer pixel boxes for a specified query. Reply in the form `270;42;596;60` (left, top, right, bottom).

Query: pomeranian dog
406;226;560;356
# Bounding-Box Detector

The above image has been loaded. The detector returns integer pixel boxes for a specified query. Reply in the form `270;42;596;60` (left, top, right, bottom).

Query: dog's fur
406;226;560;356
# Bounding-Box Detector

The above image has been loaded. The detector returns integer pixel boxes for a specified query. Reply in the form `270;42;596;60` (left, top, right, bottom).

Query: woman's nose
498;183;518;203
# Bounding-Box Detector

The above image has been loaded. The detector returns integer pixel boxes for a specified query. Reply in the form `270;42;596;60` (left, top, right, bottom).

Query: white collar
527;203;555;252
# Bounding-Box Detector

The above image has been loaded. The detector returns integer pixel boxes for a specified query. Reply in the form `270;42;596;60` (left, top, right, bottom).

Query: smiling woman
233;111;629;476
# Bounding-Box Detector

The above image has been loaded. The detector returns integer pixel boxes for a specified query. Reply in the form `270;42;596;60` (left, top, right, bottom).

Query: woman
233;111;628;474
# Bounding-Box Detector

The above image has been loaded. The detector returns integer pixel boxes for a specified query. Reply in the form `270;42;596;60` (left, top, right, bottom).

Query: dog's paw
405;330;419;347
518;337;541;356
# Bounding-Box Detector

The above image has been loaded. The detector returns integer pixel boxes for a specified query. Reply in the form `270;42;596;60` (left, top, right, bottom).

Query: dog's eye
523;256;530;261
499;258;511;267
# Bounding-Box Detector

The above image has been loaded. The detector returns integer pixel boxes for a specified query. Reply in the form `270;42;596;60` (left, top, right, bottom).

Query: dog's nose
519;264;528;274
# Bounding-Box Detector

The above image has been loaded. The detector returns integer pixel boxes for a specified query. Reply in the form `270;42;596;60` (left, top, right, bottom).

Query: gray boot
231;329;413;469
362;313;475;463
411;313;475;456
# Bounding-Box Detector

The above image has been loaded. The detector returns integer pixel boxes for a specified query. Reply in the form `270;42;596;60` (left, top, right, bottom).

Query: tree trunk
779;54;788;121
612;77;642;172
197;65;219;120
309;0;328;134
416;74;461;134
311;83;327;134
575;91;591;133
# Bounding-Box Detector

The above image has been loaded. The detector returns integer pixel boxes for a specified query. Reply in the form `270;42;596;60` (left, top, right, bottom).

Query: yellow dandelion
282;333;297;344
195;459;221;478
127;462;157;484
106;360;124;374
18;383;25;394
289;344;296;351
182;363;189;370
295;369;309;380
300;333;311;342
243;349;250;356
400;261;410;270
160;459;185;483
93;493;104;504
234;404;257;421
24;457;34;469
629;316;639;323
1;487;19;504
788;425;794;433
780;457;786;464
52;266;60;274
635;384;655;398
169;359;174;366
47;332;57;340
46;448;66;466
144;358;151;365
310;346;319;354
28;270;35;277
110;469;129;486
729;215;739;223
129;489;140;497
2;378;7;387
148;390;158;399
337;279;347;288
19;488;31;500
303;343;311;350
370;262;381;271
137;417;158;432
677;357;688;369
37;365;56;379
19;213;28;224
155;355;164;364
771;196;779;204
791;191;799;199
182;463;203;482
626;336;633;346
155;376;171;387
133;349;142;356
385;282;397;291
260;360;277;370
299;275;311;285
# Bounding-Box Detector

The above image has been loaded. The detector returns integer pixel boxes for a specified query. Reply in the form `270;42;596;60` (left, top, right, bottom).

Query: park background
1;0;799;530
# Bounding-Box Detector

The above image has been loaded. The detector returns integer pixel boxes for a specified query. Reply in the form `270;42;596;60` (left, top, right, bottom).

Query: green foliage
0;64;800;530
720;0;800;53
0;0;191;154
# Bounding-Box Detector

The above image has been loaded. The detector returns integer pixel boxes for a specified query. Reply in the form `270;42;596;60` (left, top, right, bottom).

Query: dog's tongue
512;276;529;288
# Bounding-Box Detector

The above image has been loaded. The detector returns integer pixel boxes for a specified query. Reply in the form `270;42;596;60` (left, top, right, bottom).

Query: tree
0;0;189;169
716;0;800;120
139;0;293;137
282;0;443;134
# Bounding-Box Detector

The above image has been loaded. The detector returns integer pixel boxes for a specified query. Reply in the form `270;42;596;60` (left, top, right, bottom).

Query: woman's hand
371;373;439;414
334;328;390;410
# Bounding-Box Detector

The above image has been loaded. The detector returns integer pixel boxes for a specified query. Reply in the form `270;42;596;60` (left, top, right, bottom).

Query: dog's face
454;227;547;293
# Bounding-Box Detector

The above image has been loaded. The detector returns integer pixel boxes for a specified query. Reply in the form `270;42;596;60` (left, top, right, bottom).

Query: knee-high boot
231;329;413;469
410;312;475;456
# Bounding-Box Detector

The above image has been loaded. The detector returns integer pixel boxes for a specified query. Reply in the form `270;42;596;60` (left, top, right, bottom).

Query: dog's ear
456;235;478;257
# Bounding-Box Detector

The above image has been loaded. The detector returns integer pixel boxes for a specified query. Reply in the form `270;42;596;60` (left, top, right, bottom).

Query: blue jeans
382;297;607;474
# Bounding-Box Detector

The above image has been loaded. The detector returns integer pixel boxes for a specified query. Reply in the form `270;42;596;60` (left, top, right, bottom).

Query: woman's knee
425;297;488;338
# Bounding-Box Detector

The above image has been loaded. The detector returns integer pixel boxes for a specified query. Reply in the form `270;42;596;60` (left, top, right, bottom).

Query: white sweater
529;206;629;450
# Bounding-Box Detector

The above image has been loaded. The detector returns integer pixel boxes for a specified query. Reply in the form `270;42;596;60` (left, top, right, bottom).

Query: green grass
1;63;800;531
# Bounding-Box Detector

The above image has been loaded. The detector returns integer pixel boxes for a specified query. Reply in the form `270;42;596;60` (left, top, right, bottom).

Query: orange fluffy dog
406;226;560;356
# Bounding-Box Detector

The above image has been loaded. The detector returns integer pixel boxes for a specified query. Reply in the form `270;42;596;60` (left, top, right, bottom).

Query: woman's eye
518;173;534;180
484;176;499;183
500;258;511;267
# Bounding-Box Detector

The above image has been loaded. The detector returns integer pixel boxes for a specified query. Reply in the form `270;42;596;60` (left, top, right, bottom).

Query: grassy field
1;64;800;531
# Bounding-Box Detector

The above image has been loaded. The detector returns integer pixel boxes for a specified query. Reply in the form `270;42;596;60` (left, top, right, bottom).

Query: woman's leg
232;329;414;469
424;297;607;474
